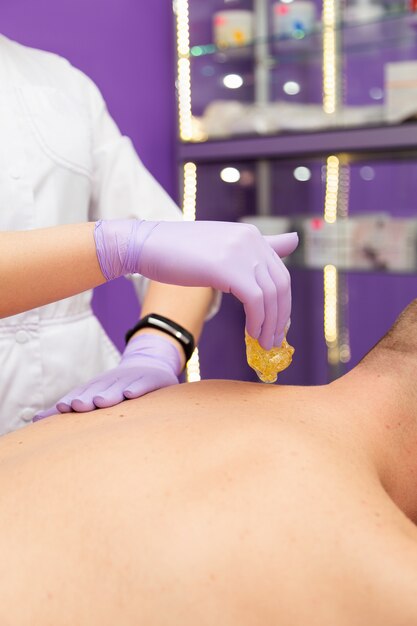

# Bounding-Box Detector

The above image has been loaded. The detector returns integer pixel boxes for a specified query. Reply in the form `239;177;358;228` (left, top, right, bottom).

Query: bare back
0;380;416;625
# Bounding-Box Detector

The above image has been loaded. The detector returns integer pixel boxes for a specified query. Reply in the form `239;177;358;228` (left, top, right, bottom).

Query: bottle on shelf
212;0;254;54
343;0;385;24
272;0;318;39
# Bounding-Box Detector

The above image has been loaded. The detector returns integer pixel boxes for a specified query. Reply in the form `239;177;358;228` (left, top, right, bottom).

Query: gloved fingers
66;378;120;413
236;279;265;341
124;371;179;399
55;376;104;413
269;258;292;346
92;376;139;409
264;232;299;259
33;405;59;422
254;263;278;351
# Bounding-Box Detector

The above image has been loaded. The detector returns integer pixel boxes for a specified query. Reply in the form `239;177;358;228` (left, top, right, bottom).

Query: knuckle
279;270;291;293
252;288;264;307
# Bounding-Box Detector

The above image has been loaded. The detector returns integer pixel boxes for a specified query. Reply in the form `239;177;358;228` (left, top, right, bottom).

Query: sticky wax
245;332;295;384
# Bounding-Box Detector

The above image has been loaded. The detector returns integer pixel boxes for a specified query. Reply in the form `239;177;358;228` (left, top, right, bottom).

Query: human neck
331;360;417;523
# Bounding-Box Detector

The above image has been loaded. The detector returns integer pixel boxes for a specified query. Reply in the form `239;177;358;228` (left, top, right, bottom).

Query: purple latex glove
34;334;181;420
94;219;299;350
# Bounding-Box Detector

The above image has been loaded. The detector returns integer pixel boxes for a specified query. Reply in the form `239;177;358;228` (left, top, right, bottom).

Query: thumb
264;232;299;258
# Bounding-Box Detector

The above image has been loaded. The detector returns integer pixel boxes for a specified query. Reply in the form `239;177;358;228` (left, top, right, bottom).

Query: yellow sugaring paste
245;332;295;384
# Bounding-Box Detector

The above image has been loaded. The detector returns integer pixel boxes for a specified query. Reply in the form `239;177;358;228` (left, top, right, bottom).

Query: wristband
125;313;195;363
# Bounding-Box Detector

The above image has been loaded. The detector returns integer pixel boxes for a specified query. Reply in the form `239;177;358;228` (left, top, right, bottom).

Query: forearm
134;282;214;369
0;223;105;318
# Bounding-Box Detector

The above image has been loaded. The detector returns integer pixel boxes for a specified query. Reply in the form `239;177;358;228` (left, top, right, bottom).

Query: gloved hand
94;219;298;350
33;334;181;420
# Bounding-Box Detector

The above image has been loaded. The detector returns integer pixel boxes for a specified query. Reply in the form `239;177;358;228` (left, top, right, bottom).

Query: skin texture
1;350;417;625
0;223;104;318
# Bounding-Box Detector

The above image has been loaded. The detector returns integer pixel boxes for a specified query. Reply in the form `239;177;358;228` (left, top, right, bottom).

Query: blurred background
4;0;417;386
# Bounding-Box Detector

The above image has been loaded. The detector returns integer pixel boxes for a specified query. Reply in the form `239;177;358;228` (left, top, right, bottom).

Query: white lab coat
0;35;208;434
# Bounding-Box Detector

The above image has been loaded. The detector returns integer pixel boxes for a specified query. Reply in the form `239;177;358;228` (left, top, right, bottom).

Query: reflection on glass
293;165;312;181
220;166;241;183
283;80;301;94
223;73;244;88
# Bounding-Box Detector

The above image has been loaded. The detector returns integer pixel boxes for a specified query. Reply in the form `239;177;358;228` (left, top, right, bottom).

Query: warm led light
283;80;301;95
175;2;200;380
186;347;201;382
322;0;338;114
183;162;197;222
220;167;241;183
174;0;193;141
324;155;339;224
323;151;351;368
293;166;311;181
324;264;338;346
181;161;201;382
223;73;244;89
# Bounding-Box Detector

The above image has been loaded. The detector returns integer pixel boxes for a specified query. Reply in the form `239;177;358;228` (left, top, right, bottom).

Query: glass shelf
288;262;417;275
190;11;416;60
179;122;417;159
179;7;417;143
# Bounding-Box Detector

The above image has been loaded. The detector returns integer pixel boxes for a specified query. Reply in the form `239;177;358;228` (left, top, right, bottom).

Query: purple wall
0;0;178;350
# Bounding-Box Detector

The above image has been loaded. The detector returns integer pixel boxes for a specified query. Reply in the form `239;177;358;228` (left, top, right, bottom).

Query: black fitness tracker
125;313;195;363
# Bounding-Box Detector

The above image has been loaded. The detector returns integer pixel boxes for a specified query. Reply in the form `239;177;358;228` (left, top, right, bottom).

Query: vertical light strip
174;0;200;380
339;327;351;364
338;158;351;364
324;155;339;224
324;264;338;343
182;160;201;381
323;153;339;365
322;0;338;114
337;160;350;219
323;154;351;368
174;0;193;141
183;161;197;222
186;348;201;382
323;264;339;365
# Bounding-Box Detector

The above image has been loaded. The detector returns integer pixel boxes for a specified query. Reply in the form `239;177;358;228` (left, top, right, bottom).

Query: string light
183;162;197;221
323;151;351;367
323;264;339;365
186;348;201;382
175;1;201;377
174;0;193;141
322;0;338;114
181;161;201;381
324;155;339;224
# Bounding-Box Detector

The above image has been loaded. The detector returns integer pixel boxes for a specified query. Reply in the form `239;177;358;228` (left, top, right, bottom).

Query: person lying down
2;301;417;626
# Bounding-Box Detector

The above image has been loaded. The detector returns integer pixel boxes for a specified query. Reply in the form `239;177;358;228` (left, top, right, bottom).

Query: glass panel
178;0;417;140
192;152;417;385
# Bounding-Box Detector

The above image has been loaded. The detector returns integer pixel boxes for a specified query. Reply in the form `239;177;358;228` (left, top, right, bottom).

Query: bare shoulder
366;535;417;626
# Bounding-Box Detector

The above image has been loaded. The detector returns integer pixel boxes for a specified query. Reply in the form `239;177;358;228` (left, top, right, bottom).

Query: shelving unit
174;0;417;386
179;122;417;160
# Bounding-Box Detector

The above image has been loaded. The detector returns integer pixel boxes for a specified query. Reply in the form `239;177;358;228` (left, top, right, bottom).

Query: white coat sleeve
81;74;221;318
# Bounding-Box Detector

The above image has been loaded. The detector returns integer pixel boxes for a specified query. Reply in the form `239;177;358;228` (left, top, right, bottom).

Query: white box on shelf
272;1;317;38
385;60;417;123
213;10;254;50
303;215;417;272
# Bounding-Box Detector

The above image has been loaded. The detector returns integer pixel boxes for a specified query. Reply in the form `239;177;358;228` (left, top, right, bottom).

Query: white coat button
10;168;21;180
21;409;34;422
15;330;30;344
